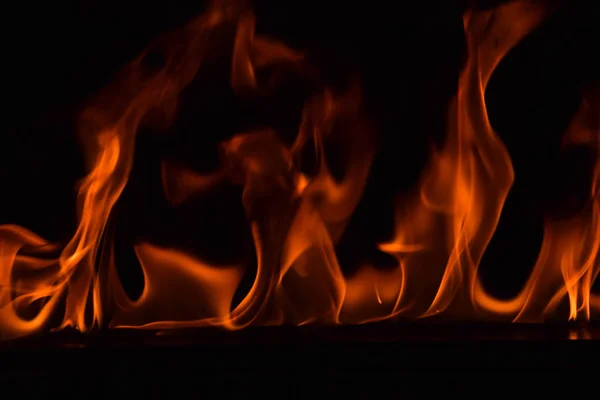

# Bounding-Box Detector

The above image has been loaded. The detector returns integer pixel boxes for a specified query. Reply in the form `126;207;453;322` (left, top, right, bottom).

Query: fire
1;0;598;340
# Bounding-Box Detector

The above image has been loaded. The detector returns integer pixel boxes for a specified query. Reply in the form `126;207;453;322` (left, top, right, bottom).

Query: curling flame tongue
422;1;598;321
154;3;373;328
0;130;125;340
215;72;375;327
429;1;548;317
376;1;548;319
293;86;375;241
231;11;304;95
214;130;346;327
0;130;125;339
0;0;244;339
501;91;599;322
105;0;350;329
108;244;242;328
0;227;61;338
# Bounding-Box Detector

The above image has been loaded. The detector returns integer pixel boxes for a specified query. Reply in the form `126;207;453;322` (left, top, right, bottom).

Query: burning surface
1;0;598;340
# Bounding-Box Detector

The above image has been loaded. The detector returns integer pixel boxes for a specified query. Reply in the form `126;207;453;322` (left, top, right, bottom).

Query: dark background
1;0;599;394
2;0;599;313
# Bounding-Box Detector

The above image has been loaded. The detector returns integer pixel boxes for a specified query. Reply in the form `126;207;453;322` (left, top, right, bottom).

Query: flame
1;0;244;339
1;0;598;340
374;1;550;320
507;90;599;321
456;79;598;322
109;243;242;328
420;1;548;318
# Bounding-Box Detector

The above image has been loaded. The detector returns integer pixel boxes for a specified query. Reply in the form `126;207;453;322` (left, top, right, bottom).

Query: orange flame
421;1;549;318
1;0;598;340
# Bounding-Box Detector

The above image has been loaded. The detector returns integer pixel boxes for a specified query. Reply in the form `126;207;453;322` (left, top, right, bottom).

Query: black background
2;0;599;317
2;0;599;394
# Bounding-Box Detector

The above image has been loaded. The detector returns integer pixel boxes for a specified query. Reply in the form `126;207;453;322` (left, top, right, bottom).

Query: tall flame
422;1;548;318
376;1;549;320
